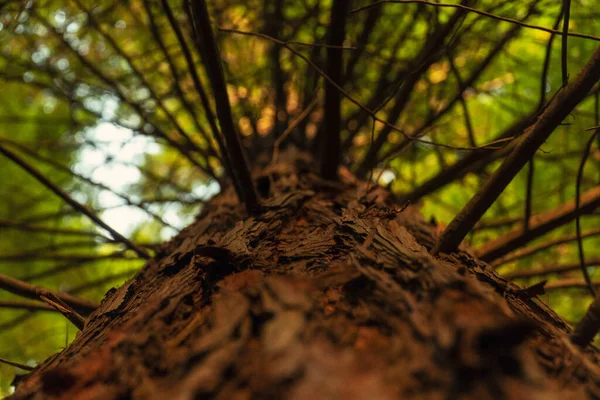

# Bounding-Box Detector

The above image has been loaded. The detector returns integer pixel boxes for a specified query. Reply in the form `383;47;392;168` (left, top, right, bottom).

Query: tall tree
0;0;600;398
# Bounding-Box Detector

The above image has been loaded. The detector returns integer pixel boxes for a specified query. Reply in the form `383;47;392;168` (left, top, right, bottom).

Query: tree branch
571;295;600;347
320;0;349;180
38;290;86;331
356;2;470;177
160;0;239;195
433;44;600;255
142;0;219;160
351;0;600;43
0;273;98;316
492;228;600;267
0;357;34;372
0;300;55;312
217;26;505;152
575;129;600;296
561;0;571;84
0;143;151;259
504;258;600;280
188;0;260;213
377;17;532;163
476;186;600;263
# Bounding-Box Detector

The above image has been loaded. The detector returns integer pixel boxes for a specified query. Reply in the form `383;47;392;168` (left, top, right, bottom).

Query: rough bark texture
9;152;600;399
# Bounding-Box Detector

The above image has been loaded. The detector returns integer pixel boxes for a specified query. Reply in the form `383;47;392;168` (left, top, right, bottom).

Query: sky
74;113;219;241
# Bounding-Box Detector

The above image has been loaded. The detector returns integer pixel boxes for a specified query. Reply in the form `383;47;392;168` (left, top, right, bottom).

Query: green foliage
0;0;599;395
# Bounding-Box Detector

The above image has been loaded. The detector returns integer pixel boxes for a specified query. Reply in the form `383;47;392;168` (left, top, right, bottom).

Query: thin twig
160;0;237;192
351;1;600;43
476;186;600;263
0;138;176;230
216;26;509;152
492;228;600;267
70;271;135;295
344;6;381;84
271;92;320;165
447;49;476;147
524;159;534;232
522;8;564;233
355;3;470;177
31;9;217;180
142;0;219;161
377;16;533;164
286;41;355;50
0;357;34;371
539;7;565;109
561;0;571;84
37;290;86;331
434;44;600;255
0;143;150;259
0;273;98;316
0;220;108;240
571;295;600;347
504;258;600;280
71;0;217;169
320;0;349;180
575;129;600;296
189;0;261;213
0;300;55;312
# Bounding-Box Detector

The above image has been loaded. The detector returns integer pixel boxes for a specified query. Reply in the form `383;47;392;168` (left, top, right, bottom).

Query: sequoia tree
1;0;600;398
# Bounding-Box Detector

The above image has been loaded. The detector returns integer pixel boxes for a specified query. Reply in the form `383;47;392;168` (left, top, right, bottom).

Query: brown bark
9;154;600;399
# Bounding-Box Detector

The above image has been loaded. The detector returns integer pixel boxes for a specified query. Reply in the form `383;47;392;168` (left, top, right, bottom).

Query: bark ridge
10;154;600;399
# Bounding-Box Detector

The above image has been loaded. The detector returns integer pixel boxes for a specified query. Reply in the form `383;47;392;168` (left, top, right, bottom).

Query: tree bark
9;153;600;399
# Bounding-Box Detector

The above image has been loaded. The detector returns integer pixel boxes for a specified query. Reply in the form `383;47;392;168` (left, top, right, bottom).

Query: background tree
0;0;600;397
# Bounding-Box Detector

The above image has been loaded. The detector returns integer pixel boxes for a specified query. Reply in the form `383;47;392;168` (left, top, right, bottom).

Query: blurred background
0;0;599;395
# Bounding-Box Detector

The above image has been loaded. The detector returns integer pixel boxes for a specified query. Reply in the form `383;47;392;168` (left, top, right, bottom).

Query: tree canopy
0;0;599;395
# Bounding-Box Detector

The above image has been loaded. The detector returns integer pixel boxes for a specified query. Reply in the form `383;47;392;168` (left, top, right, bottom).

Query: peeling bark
9;153;600;399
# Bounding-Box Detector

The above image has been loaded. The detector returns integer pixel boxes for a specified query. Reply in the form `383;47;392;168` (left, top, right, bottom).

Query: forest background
0;0;599;395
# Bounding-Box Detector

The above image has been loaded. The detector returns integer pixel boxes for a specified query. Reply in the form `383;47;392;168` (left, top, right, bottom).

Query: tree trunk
9;152;600;399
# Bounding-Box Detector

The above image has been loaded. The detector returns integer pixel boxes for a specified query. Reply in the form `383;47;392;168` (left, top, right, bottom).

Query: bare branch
0;300;55;312
320;0;349;180
37;290;86;330
0;220;108;240
351;0;600;43
377;17;531;163
0;138;177;230
356;2;470;177
30;9;217;180
217;27;506;152
492;228;600;267
343;6;381;84
189;0;261;213
575;129;600;296
571;295;600;347
476;187;600;263
71;0;217;165
271;93;320;165
22;257;140;283
0;357;34;372
0;143;151;259
504;258;600;280
434;44;600;255
523;160;535;232
561;0;571;84
0;273;98;316
545;280;600;292
142;0;219;160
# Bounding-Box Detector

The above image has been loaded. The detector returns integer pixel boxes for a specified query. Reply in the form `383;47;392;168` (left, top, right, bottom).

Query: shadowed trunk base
9;151;600;399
